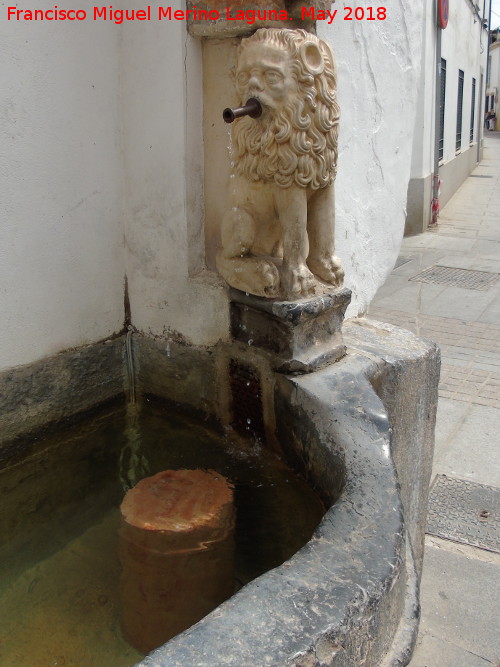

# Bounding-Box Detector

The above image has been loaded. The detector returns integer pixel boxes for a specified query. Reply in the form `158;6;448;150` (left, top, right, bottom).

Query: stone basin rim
137;352;415;667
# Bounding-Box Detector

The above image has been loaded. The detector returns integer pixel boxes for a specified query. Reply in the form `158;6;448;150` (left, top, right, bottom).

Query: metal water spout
222;97;262;123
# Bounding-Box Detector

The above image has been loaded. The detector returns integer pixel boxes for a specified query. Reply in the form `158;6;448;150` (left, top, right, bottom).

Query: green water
0;397;325;666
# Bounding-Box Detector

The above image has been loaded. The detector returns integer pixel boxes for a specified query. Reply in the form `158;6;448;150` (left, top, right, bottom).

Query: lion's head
232;28;339;190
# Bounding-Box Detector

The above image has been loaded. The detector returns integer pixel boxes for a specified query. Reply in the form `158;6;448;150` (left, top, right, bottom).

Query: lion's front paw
217;254;280;298
308;255;344;287
282;264;317;299
258;260;281;297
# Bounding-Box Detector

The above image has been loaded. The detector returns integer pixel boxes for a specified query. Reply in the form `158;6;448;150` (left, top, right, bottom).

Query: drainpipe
486;0;493;122
485;0;492;85
478;71;484;162
431;0;442;227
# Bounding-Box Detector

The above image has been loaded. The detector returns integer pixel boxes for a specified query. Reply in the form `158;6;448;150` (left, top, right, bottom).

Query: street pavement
369;133;500;667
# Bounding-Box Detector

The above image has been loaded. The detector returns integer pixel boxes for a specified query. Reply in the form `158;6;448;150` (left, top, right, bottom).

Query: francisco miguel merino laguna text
7;5;388;23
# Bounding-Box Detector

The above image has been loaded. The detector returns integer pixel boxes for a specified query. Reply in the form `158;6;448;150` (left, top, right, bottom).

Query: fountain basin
0;400;326;665
139;319;437;666
0;317;439;666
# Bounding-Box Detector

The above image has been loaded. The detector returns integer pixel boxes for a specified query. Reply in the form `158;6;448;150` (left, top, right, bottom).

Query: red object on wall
438;0;449;28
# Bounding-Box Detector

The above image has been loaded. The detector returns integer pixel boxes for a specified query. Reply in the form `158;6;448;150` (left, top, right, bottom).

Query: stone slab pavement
369;133;500;667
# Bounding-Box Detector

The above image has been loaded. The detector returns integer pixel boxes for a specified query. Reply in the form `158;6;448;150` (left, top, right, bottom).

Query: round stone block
119;469;235;654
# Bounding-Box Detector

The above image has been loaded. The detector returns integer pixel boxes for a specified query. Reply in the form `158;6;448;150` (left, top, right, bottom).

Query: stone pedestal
229;288;351;373
119;470;235;654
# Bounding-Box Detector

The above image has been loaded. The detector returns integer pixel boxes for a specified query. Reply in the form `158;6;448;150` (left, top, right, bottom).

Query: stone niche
200;1;340;299
203;20;346;311
186;0;337;37
216;28;344;301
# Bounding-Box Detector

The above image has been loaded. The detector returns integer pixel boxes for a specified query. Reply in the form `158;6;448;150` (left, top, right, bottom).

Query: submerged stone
119;469;235;654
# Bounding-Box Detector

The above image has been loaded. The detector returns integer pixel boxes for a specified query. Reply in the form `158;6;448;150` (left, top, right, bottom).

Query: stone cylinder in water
119;469;235;654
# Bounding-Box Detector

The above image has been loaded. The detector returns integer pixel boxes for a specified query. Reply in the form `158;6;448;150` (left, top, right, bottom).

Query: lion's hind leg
216;207;280;298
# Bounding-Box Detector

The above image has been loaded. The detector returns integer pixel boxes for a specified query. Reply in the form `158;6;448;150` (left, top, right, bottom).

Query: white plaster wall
120;0;230;346
487;40;499;129
0;2;124;371
318;4;425;316
488;41;500;107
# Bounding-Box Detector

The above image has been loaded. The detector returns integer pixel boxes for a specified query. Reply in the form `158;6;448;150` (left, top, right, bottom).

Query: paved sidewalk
369;134;500;666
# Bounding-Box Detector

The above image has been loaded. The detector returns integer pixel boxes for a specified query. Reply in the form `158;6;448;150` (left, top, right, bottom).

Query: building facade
486;30;500;129
406;0;491;235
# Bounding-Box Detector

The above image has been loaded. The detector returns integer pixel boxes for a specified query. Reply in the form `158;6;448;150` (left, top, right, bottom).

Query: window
456;69;464;151
439;58;447;161
470;78;476;143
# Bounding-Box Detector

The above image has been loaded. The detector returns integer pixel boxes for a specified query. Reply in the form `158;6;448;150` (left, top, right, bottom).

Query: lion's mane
232;28;340;190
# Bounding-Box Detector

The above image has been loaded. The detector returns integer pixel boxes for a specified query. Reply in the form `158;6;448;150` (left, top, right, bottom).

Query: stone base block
229;287;351;373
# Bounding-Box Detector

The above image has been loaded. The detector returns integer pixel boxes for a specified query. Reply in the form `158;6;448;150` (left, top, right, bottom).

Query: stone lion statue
217;28;344;300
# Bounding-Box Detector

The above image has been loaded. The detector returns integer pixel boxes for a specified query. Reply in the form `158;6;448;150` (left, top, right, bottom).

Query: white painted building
486;30;500;129
406;0;491;235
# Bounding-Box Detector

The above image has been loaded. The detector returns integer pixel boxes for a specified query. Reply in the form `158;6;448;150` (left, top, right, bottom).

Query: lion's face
235;43;298;113
232;29;339;190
